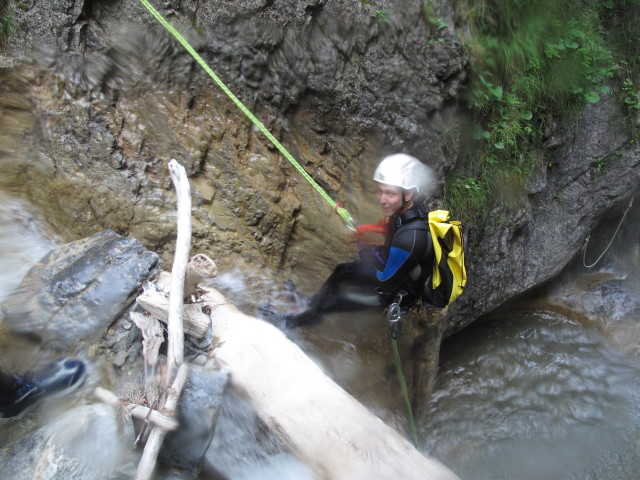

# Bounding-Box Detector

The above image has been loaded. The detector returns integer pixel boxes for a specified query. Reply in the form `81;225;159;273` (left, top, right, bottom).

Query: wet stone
160;364;230;477
113;349;129;368
1;230;161;352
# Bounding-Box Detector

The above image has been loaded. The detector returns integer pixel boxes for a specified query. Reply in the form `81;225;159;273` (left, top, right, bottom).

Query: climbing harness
582;198;634;268
386;291;420;448
137;0;356;230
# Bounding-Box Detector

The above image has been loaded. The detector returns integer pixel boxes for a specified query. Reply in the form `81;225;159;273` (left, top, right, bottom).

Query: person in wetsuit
260;153;435;328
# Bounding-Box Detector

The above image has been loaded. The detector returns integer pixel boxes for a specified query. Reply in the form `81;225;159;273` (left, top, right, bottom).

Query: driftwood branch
93;387;179;431
184;253;218;299
135;363;189;480
135;159;192;480
166;159;191;378
199;286;459;480
130;312;164;372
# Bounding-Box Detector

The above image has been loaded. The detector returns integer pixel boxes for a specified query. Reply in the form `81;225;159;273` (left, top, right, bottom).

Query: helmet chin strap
395;190;413;215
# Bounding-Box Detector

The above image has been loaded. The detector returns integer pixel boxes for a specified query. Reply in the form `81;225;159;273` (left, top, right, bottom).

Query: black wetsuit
284;205;434;327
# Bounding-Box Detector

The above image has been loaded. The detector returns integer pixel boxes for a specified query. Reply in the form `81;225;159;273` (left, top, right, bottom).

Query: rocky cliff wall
0;0;464;280
448;96;640;333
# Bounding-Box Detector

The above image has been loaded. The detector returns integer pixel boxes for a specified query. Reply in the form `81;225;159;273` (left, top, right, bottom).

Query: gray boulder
1;229;160;351
160;363;230;478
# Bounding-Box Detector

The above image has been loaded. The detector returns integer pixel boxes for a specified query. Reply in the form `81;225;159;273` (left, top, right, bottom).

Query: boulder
1;230;160;351
160;363;230;478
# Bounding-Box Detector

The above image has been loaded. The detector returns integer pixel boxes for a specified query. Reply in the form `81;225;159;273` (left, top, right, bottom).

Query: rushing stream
1;191;640;479
204;265;640;480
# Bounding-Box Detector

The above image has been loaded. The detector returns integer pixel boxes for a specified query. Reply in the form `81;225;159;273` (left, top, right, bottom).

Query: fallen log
200;286;459;480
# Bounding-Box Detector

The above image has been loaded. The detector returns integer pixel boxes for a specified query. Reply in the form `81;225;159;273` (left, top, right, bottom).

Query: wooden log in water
200;286;459;480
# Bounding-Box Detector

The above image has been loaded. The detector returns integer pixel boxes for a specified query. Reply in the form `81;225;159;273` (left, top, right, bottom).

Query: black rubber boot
0;358;87;419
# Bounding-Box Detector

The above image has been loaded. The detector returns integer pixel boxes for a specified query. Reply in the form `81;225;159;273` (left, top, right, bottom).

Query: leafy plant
444;0;639;230
621;77;640;114
620;76;640;143
0;3;15;48
360;0;390;25
591;151;622;177
371;9;390;24
445;169;493;226
423;1;448;32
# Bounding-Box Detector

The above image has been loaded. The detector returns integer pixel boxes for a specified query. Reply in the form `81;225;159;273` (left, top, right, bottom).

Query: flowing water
2;190;640;479
422;310;640;480
0;192;58;299
205;261;640;480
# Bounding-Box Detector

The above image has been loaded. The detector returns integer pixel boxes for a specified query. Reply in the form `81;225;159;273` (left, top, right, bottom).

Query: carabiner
386;291;405;339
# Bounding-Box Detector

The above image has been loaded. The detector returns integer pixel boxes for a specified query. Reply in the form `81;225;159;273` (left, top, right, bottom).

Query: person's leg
410;306;447;421
282;261;383;327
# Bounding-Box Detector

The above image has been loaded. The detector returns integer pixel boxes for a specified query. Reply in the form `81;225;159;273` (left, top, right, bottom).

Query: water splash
206;390;313;480
0;192;58;301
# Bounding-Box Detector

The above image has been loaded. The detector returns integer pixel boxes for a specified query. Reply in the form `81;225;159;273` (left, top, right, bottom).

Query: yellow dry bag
423;210;467;308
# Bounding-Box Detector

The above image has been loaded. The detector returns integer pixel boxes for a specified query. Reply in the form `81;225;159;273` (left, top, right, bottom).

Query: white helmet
373;153;435;195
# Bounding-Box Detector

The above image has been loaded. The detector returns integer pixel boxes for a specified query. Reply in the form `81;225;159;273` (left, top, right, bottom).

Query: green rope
138;0;355;230
390;336;420;448
387;296;420;448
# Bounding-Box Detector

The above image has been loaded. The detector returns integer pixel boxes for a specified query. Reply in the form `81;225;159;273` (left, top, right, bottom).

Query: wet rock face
1;230;160;351
1;0;465;279
446;96;640;334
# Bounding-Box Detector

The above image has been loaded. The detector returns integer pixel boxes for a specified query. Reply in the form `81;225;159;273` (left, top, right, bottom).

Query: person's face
377;184;412;216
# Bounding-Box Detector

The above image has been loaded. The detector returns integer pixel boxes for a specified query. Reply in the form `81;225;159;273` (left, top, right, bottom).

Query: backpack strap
394;205;427;228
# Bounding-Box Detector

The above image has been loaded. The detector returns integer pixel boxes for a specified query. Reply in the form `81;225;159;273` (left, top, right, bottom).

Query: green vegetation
422;2;448;31
422;2;448;45
371;9;390;24
591;150;623;177
440;0;640;229
0;1;15;49
360;0;390;24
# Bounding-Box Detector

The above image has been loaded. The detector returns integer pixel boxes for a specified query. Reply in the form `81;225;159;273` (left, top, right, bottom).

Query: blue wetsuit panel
377;247;410;282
